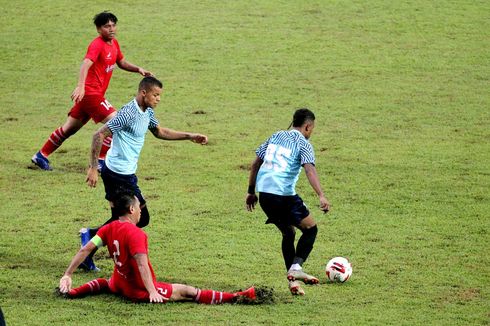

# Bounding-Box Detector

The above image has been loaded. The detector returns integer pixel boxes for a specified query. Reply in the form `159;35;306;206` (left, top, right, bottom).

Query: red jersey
84;36;124;96
97;221;156;297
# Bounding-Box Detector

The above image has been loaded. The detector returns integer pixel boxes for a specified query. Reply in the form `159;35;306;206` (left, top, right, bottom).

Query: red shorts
109;278;173;303
68;95;116;124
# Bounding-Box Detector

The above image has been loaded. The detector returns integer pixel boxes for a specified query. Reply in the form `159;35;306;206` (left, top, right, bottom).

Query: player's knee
303;224;318;237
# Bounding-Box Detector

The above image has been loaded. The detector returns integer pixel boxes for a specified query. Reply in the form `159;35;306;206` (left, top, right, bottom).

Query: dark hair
93;11;118;28
112;188;137;217
139;76;163;91
289;108;315;129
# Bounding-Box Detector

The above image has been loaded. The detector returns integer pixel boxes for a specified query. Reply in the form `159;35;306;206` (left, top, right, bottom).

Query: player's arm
71;58;94;103
134;253;166;303
117;59;153;77
86;124;113;187
150;125;208;144
303;163;330;213
59;240;99;293
246;156;263;211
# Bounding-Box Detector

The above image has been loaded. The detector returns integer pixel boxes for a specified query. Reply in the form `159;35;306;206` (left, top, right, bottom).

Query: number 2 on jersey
113;240;122;267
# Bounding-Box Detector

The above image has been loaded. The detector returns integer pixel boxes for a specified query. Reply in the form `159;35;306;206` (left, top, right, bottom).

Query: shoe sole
289;284;305;296
287;274;319;285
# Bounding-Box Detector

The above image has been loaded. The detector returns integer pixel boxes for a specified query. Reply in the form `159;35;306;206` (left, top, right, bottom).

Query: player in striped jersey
245;108;330;296
80;76;208;271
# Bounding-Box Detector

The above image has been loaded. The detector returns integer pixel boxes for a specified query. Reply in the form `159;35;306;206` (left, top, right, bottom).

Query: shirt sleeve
255;137;271;160
300;140;315;166
85;38;102;62
95;225;109;247
148;109;159;130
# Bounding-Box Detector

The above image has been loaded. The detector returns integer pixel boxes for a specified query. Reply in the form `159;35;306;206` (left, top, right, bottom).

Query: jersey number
113;240;122;267
263;144;292;172
157;287;168;296
100;99;113;111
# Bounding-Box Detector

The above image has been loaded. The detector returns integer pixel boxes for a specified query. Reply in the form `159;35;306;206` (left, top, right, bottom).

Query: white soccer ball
326;257;352;283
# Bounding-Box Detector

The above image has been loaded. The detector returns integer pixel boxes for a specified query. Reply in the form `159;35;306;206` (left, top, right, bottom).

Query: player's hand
149;291;167;303
86;167;98;188
246;193;258;211
71;86;85;103
319;195;330;213
138;68;153;77
190;134;208;145
59;275;72;293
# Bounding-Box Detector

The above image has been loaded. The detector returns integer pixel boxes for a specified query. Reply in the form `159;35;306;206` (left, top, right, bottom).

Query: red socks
99;136;112;160
40;127;67;157
195;289;236;304
68;278;109;298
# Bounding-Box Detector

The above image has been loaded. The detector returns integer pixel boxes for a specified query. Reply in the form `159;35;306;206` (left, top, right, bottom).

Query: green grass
0;0;489;325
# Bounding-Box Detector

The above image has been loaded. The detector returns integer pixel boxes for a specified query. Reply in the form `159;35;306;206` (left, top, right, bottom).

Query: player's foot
287;269;319;285
288;280;305;296
235;286;256;301
31;151;52;171
97;159;105;173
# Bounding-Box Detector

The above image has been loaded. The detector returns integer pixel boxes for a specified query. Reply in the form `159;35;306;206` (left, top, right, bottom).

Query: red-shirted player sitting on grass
58;188;272;304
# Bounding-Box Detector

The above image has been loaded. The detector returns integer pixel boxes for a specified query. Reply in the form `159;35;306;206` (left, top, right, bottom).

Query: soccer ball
326;257;352;283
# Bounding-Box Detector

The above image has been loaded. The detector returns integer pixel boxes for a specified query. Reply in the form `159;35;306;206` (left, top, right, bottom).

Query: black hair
139;76;163;91
93;11;118;28
112;187;137;217
288;108;315;129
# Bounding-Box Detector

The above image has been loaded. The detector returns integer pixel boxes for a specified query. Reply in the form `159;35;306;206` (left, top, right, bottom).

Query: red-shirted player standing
58;189;263;304
32;11;152;171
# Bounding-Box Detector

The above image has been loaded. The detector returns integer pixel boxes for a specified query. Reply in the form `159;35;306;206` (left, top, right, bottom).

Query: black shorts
258;192;310;227
101;164;146;206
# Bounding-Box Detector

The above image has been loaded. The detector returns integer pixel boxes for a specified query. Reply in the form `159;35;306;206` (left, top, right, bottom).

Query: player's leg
274;223;296;271
258;193;306;295
32;116;86;170
286;195;319;286
295;215;318;267
287;219;319;285
169;284;256;304
64;278;110;298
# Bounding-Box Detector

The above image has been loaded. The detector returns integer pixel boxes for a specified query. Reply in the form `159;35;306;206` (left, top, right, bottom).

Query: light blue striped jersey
255;129;315;196
105;98;159;175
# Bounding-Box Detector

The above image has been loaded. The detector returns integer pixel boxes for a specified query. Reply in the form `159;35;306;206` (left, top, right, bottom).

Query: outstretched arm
117;59;153;77
150;126;208;144
245;156;263;211
71;58;94;103
59;241;97;293
134;253;166;303
303;163;330;213
86;125;113;187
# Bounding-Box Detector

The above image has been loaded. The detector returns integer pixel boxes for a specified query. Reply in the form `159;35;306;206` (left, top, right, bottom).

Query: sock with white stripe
194;289;235;304
68;278;109;298
40;127;68;157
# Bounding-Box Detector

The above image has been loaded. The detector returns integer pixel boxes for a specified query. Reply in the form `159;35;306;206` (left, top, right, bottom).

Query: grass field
0;0;489;325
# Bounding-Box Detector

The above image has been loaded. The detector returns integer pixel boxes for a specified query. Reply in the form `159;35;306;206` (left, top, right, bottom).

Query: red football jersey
84;36;124;96
97;221;156;296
